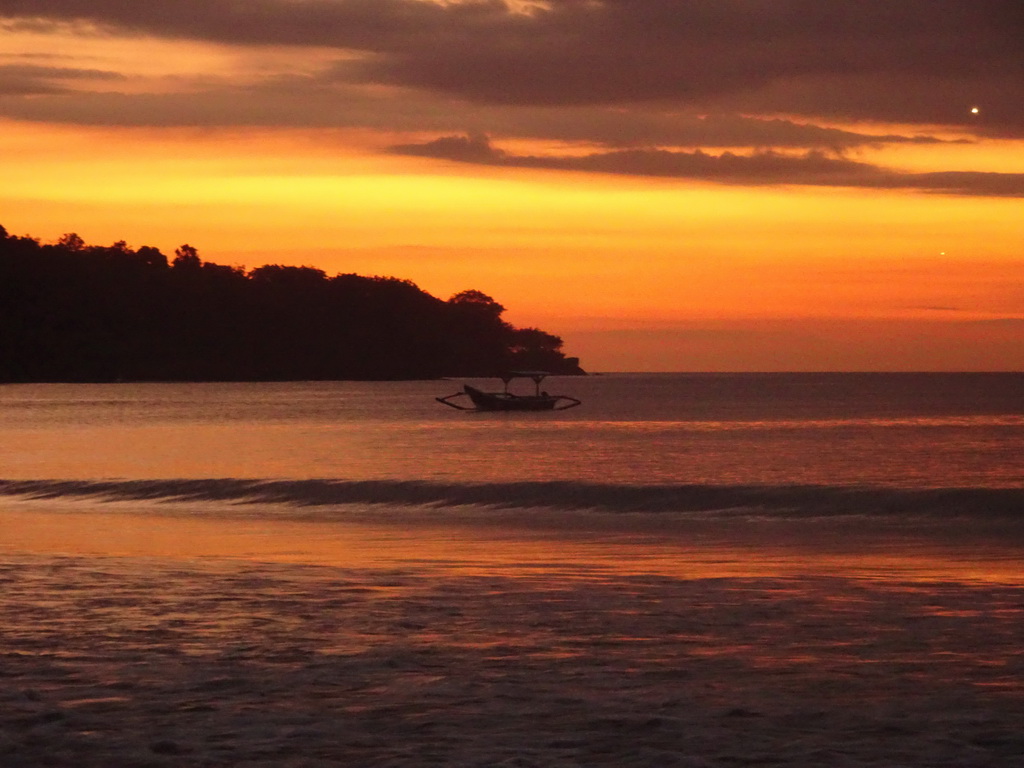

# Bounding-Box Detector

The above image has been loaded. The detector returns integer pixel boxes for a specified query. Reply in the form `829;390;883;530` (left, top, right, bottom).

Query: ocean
3;372;1023;528
3;373;1023;766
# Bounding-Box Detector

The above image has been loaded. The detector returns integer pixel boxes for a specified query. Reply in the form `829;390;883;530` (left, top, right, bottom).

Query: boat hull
463;385;559;411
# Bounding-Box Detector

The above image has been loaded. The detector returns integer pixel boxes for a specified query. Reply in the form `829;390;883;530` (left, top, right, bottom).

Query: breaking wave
1;478;1022;525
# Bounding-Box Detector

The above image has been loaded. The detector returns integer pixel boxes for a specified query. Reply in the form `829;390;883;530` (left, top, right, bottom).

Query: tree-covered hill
0;225;584;382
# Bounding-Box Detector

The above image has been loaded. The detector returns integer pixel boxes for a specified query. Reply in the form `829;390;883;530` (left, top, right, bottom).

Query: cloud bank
390;134;1024;196
2;0;1021;192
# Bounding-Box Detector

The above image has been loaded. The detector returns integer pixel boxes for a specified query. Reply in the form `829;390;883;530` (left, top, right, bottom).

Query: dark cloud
0;62;123;95
608;113;958;151
390;134;1024;196
977;318;1024;325
0;0;450;47
0;72;958;151
1;0;1021;134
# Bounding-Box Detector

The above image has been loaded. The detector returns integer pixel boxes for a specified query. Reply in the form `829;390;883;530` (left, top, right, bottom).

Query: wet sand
3;501;1023;767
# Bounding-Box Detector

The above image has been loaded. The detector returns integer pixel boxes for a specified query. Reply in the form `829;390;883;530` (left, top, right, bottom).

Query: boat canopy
500;371;551;385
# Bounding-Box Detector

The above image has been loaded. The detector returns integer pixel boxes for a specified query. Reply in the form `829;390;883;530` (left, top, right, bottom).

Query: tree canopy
0;226;584;382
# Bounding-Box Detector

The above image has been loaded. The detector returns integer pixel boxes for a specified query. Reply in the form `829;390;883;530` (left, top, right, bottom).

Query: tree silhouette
172;244;202;270
57;232;86;251
0;224;584;382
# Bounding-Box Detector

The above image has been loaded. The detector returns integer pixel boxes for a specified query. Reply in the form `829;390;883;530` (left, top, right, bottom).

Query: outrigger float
436;371;581;412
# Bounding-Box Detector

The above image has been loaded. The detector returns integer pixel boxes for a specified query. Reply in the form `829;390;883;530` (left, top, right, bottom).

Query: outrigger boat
436;371;581;411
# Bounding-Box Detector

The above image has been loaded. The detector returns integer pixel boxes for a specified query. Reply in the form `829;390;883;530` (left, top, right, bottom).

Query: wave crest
2;478;1022;523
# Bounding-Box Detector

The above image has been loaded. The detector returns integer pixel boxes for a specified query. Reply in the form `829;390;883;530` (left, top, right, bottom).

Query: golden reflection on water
4;500;1023;585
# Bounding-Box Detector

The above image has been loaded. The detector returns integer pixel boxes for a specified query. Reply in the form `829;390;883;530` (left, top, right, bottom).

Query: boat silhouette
436;371;581;412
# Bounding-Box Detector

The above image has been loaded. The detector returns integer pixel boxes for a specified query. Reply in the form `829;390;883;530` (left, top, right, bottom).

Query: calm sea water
2;373;1023;536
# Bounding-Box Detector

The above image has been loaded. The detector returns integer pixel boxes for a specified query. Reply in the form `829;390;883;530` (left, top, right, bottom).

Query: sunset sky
1;0;1022;371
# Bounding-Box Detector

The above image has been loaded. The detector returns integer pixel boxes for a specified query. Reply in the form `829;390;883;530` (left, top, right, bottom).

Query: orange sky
1;2;1022;370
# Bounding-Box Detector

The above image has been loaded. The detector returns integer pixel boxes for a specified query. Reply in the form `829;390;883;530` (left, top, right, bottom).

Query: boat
436;371;581;411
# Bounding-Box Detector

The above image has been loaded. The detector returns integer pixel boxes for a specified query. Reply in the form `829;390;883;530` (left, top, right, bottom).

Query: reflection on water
5;499;1024;585
5;540;1022;768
